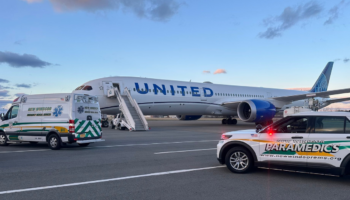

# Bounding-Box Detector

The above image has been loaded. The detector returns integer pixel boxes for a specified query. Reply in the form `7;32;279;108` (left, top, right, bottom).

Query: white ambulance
0;93;104;150
217;112;350;176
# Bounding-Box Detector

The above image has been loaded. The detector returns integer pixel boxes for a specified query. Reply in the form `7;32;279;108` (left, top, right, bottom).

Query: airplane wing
325;97;350;104
273;88;350;102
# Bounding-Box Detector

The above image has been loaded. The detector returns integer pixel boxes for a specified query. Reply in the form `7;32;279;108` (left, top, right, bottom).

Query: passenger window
314;117;345;133
133;88;136;91
271;117;310;133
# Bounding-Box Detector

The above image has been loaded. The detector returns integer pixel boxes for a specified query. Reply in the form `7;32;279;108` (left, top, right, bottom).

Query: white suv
217;112;350;176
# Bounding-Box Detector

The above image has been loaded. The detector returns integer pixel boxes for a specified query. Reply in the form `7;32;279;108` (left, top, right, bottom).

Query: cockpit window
75;85;84;90
82;85;93;91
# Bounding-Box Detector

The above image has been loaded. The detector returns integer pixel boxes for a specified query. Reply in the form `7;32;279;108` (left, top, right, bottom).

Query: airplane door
102;81;113;96
200;88;207;101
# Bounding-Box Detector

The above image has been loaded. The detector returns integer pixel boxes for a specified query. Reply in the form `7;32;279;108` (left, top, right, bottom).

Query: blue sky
1;0;350;110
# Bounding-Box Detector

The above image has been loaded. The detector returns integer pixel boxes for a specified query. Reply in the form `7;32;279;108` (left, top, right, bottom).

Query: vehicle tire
48;134;61;150
222;119;227;124
225;147;254;173
0;132;9;146
121;127;126;130
103;121;109;128
29;142;38;144
232;119;238;125
78;143;90;147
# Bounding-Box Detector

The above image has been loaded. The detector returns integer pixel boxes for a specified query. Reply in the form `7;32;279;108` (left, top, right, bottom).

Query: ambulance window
75;85;84;90
82;85;93;91
346;119;350;133
314;117;345;133
10;106;19;119
270;117;310;133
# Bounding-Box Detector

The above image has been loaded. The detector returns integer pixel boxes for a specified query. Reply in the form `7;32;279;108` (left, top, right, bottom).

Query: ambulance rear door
73;94;101;139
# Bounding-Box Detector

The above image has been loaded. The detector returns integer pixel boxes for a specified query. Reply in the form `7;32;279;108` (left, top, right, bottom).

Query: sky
1;0;350;111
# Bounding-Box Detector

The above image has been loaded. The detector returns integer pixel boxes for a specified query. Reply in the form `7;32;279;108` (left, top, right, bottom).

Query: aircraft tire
222;119;227;125
232;119;237;125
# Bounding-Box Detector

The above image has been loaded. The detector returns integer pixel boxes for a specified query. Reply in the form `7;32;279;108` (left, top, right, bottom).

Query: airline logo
134;83;213;97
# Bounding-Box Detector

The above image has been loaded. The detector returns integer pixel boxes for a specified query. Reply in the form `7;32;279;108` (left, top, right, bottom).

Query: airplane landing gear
222;118;237;125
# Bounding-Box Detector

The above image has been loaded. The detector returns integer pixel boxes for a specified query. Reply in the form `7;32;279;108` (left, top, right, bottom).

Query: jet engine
237;100;276;122
176;115;202;120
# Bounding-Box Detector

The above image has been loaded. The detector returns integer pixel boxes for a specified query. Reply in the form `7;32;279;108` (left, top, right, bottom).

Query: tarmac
1;119;350;200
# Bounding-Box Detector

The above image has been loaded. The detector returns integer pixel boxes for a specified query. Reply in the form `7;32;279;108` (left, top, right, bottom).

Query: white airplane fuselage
73;77;322;117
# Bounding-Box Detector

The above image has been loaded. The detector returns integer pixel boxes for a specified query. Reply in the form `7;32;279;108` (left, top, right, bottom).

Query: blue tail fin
309;62;333;92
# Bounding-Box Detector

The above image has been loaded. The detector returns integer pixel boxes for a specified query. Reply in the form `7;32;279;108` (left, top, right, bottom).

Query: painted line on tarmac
92;140;218;148
0;149;50;154
0;166;225;195
155;148;216;154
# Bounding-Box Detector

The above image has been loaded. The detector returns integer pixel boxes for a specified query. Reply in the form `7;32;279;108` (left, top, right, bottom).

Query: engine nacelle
176;115;202;120
237;100;276;122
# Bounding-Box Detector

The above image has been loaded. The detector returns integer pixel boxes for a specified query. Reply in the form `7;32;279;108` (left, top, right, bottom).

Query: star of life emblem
77;106;84;114
53;105;63;117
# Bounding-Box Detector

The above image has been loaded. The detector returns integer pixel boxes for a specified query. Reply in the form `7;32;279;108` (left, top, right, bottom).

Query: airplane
73;62;350;126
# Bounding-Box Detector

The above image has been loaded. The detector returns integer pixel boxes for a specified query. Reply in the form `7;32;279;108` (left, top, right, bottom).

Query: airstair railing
113;88;135;130
124;87;149;130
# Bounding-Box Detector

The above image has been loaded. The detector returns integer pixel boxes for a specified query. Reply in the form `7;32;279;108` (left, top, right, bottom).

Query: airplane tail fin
309;62;333;92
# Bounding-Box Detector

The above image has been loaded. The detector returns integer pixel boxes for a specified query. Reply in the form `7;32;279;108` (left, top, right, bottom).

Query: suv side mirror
256;124;263;133
0;113;4;121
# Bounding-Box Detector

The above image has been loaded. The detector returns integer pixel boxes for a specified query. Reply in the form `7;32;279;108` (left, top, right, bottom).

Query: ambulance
0;93;104;150
217;112;350;176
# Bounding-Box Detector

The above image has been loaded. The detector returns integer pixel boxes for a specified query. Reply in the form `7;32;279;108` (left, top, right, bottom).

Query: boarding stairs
107;87;148;131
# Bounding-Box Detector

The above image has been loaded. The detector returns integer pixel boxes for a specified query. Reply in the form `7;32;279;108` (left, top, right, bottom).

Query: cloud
24;0;182;22
344;58;349;63
0;90;10;98
0;100;12;113
259;1;322;39
0;85;12;90
0;51;52;68
14;39;26;45
203;70;210;74
285;87;311;91
0;79;9;83
324;0;349;25
16;84;32;88
213;69;227;74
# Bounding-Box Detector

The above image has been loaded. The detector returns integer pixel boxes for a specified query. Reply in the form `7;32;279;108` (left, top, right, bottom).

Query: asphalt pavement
1;120;350;200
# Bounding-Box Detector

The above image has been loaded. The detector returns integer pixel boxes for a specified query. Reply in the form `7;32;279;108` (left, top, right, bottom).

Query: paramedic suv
217;112;350;176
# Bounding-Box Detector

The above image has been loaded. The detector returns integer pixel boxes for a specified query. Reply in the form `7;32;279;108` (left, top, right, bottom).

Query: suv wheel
48;134;61;150
0;133;9;146
225;147;253;173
